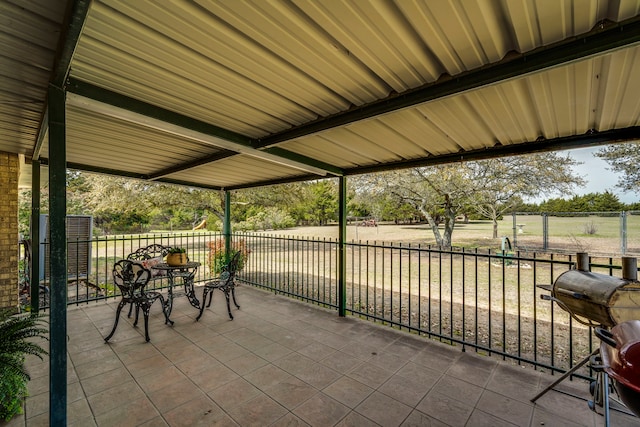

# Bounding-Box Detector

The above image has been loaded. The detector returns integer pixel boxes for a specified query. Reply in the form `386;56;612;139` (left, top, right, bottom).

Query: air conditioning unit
38;215;93;282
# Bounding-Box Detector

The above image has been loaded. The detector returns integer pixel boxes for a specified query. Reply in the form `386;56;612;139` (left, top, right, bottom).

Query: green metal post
48;84;67;426
338;177;347;317
224;190;231;261
30;160;41;313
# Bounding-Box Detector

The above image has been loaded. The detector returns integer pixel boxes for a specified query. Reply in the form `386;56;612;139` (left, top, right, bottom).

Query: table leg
164;275;175;323
183;276;201;309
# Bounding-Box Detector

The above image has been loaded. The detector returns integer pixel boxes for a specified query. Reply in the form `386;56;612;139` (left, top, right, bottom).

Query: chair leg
157;294;173;325
105;300;127;342
196;287;211;321
231;287;240;309
143;313;151;342
133;304;141;327
127;302;134;318
205;288;214;308
139;301;152;342
222;290;234;320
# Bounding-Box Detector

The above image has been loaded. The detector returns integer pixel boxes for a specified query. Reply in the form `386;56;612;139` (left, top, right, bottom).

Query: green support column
48;84;67;426
224;190;231;261
30;160;41;314
338;177;347;317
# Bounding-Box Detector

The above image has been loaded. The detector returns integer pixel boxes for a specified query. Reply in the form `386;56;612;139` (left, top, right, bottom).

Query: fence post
512;212;517;248
620;211;627;255
338;177;346;317
224;190;231;261
543;213;548;251
30;160;41;313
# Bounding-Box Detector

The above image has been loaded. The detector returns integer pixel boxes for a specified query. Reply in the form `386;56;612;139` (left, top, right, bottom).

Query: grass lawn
256;214;639;256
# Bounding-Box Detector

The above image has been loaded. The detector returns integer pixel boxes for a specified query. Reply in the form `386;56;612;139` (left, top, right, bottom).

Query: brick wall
0;152;19;309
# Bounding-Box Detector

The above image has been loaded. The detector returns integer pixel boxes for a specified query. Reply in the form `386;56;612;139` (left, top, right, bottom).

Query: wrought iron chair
104;260;171;343
197;251;241;320
125;244;171;317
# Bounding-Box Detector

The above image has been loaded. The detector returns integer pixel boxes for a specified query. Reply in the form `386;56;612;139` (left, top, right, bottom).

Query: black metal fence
28;232;226;306
25;231;634;379
240;233;630;379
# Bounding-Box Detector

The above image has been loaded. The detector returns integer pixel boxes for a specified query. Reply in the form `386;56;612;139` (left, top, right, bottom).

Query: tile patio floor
5;285;640;427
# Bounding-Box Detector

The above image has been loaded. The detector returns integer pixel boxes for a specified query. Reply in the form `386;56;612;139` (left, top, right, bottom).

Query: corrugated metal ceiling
2;0;640;190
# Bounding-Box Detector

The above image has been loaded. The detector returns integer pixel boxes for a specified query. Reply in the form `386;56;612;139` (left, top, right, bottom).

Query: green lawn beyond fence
511;211;640;255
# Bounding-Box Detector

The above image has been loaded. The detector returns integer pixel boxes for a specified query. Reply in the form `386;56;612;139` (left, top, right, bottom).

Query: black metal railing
238;233;628;380
25;231;634;379
32;232;225;306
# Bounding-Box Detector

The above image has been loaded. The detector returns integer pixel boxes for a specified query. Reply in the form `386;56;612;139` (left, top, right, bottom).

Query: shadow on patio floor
8;285;640;426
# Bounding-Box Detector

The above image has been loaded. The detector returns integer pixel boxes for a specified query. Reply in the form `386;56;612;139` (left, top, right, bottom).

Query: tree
75;173;233;232
539;192;624;213
359;166;474;247
235;183;308;228
467;153;585;238
352;152;584;246
37;172;228;233
307;180;338;226
595;141;640;193
18;171;86;237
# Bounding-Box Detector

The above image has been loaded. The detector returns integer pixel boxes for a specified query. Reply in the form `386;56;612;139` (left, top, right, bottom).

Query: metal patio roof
2;0;640;191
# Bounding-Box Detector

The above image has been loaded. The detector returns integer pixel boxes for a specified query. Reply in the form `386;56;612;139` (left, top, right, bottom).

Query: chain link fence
511;211;640;256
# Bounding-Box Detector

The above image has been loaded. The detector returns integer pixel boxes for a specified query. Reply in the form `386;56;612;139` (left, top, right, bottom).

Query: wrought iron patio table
152;261;201;322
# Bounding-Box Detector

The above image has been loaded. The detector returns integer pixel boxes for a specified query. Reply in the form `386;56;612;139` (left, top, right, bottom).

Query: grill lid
599;319;640;393
551;270;640;327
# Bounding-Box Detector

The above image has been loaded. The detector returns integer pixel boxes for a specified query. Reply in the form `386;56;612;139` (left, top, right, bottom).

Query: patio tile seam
67;320;135;420
91;334;188;424
473;389;536;427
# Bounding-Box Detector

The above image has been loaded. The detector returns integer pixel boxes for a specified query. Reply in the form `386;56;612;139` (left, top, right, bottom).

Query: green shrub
235;208;295;232
207;238;250;275
0;309;48;421
0;363;28;421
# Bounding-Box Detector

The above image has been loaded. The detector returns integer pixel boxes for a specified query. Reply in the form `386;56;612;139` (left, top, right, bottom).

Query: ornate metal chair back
127;244;170;261
221;251;241;283
113;260;151;298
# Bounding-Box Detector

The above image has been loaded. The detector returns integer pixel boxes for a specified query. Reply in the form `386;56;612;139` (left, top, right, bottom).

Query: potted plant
0;309;48;421
166;247;188;266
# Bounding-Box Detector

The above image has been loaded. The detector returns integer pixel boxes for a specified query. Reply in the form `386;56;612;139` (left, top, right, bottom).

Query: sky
541;146;637;204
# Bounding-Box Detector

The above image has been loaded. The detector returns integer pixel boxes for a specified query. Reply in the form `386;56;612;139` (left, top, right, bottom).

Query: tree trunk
417;206;443;246
441;198;456;248
491;206;499;238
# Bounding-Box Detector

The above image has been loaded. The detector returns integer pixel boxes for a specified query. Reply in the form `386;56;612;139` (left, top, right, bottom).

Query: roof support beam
148;148;342;180
33;0;91;160
39;158;226;191
52;0;91;88
148;150;237;180
66;79;340;176
345;127;640;176
225;126;640;190
67;79;252;145
256;17;640;148
225;173;324;191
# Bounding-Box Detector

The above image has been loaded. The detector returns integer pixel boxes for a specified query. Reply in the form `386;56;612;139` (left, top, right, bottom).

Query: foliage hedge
207;238;250;275
0;363;28;421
